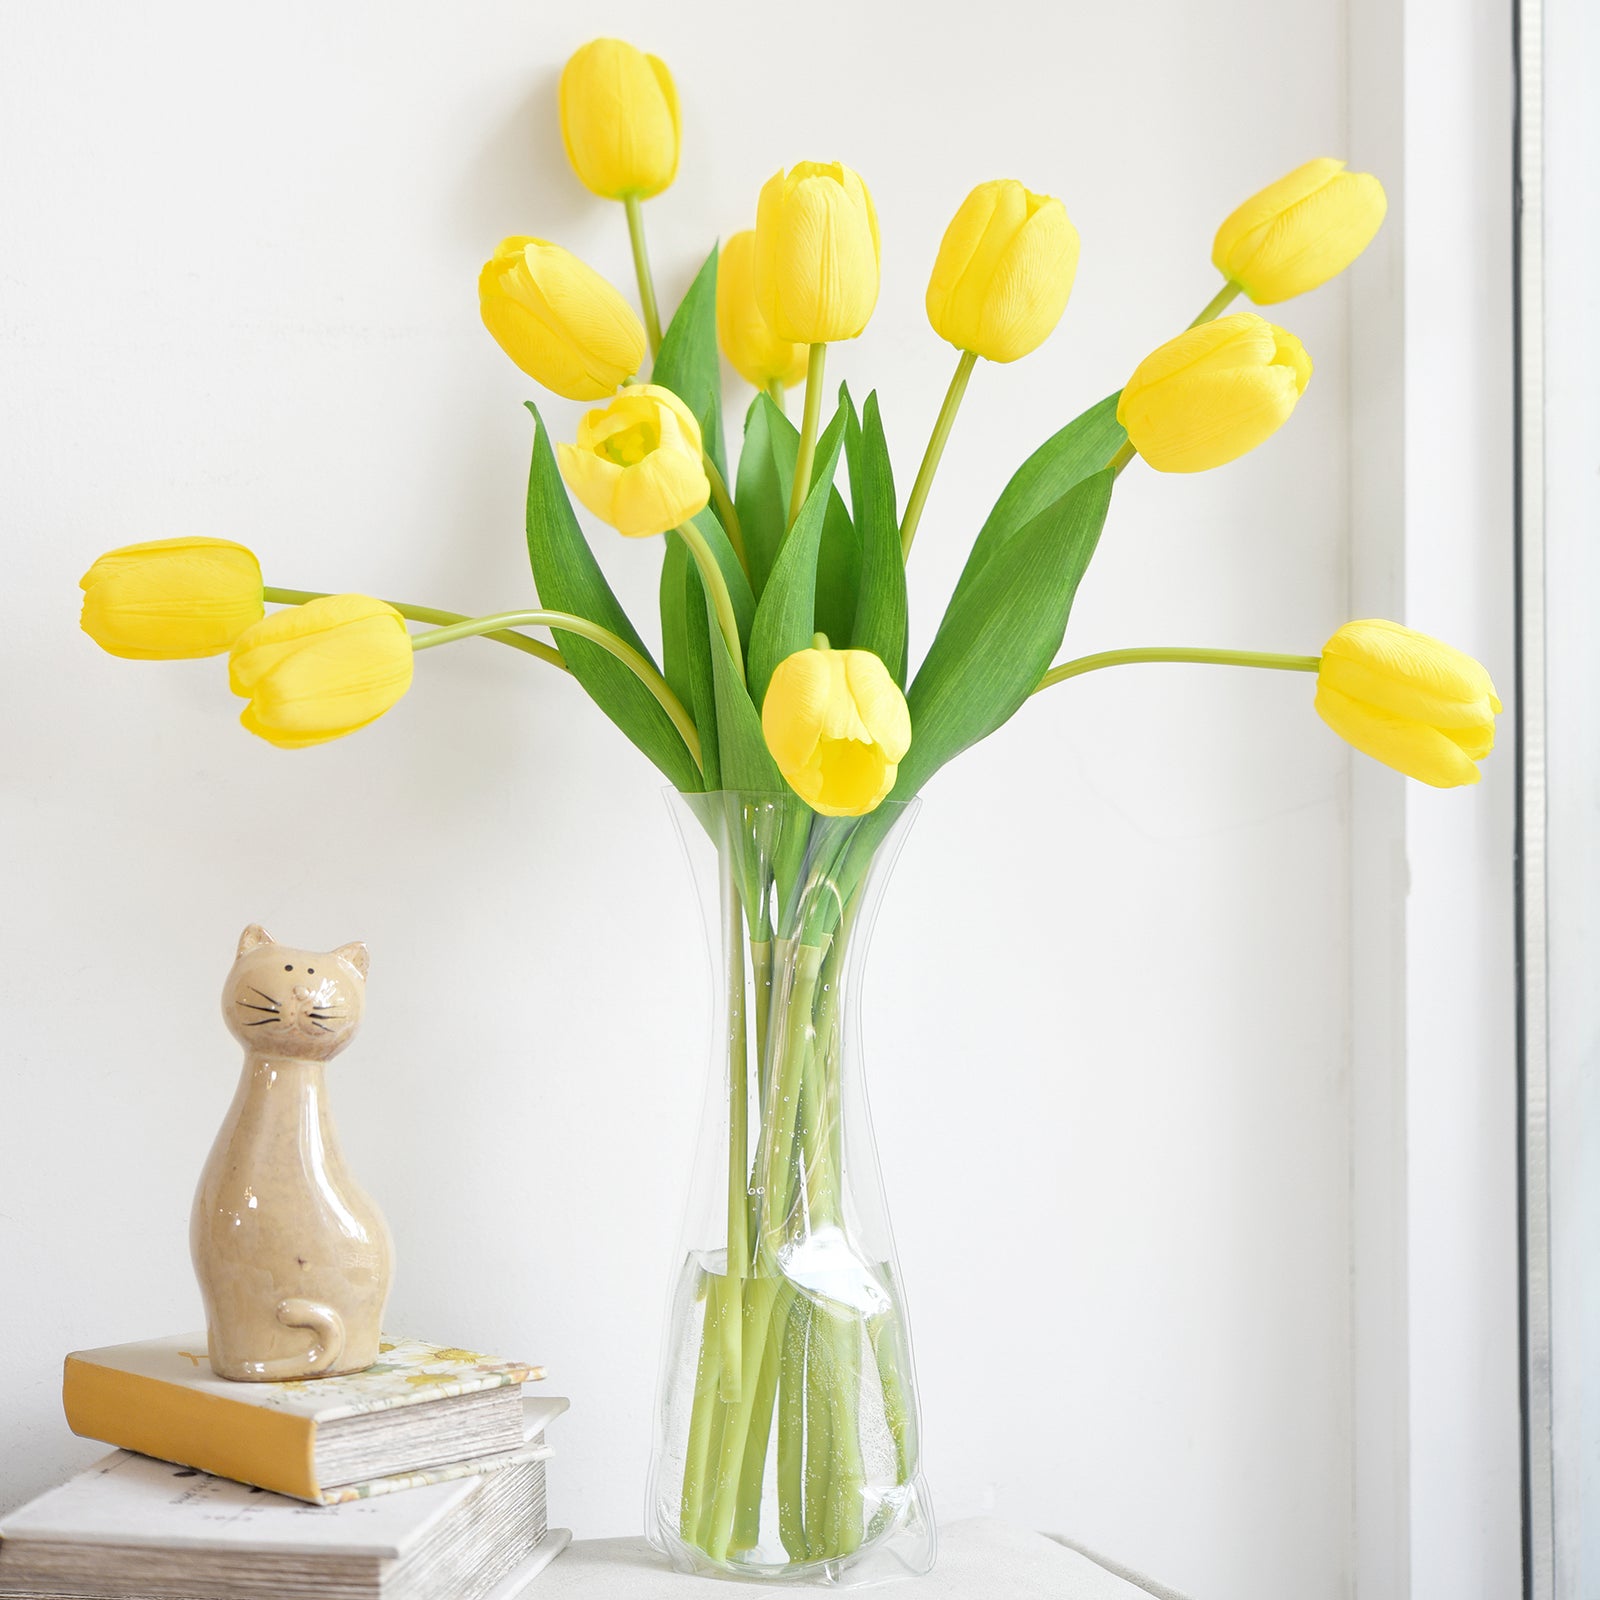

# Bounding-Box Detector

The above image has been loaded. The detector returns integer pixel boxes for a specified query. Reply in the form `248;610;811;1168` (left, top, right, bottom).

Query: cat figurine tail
190;924;394;1382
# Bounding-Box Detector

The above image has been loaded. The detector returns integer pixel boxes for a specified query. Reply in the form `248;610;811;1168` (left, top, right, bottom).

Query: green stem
899;348;978;560
1034;646;1322;694
623;193;663;358
1189;279;1242;328
766;379;786;414
703;455;749;581
1107;439;1138;477
675;521;745;684
777;1294;809;1560
409;608;702;769
262;587;569;672
680;1285;723;1541
720;895;749;1405
787;344;828;531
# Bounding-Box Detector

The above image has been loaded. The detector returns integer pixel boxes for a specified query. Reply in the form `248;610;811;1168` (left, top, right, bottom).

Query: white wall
1;3;1370;1595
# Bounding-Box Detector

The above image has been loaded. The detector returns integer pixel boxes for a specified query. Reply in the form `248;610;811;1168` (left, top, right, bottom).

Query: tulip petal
761;649;832;772
230;596;413;750
1315;683;1482;788
559;38;680;200
1321;618;1499;724
1214;159;1388;304
80;538;264;660
843;650;912;760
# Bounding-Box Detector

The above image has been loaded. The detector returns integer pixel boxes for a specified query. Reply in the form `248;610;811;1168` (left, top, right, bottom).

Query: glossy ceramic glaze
190;925;393;1381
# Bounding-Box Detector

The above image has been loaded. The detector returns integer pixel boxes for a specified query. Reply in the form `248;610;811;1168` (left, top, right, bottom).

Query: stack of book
0;1335;569;1600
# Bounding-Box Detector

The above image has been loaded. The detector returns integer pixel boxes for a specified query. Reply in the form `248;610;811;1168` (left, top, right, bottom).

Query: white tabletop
530;1519;1189;1599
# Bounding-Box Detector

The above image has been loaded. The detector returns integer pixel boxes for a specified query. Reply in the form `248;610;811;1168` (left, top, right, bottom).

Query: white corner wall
0;2;1516;1595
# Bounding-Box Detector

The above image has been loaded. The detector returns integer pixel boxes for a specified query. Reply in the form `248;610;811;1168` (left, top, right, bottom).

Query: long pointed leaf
745;426;846;707
652;245;725;476
813;390;861;647
524;403;701;791
845;390;906;685
949;393;1124;609
736;395;798;598
703;583;783;794
895;469;1115;799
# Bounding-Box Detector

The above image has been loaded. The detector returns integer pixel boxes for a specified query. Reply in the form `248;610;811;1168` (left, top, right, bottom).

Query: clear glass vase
646;791;934;1585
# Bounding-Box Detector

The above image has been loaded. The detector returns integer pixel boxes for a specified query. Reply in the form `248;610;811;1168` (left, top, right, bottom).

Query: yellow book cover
62;1333;543;1504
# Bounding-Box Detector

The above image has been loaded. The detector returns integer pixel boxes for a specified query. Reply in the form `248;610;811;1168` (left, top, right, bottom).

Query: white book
0;1398;567;1599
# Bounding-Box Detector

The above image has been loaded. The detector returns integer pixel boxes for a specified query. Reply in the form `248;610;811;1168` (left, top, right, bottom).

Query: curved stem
1189;279;1242;329
900;348;978;561
703;454;749;581
410;607;701;770
263;586;569;671
786;343;827;531
1033;646;1321;694
675;521;746;685
623;193;663;358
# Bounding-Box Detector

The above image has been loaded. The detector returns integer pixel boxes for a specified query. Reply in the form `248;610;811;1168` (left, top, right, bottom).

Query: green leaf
745;426;847;708
950;392;1124;609
681;557;722;791
686;507;755;644
812;391;861;648
659;535;692;710
734;394;797;598
651;245;726;477
702;582;783;794
845;390;907;685
523;403;701;792
895;469;1115;799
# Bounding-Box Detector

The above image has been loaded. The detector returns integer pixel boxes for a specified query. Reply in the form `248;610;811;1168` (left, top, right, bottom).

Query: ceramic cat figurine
190;925;394;1381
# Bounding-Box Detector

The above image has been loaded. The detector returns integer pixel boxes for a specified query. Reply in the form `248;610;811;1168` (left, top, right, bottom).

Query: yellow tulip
1315;619;1500;788
557;384;710;538
754;162;880;345
559;38;680;201
1117;313;1312;473
1213;158;1388;305
925;179;1079;363
762;644;911;817
229;595;413;750
479;237;647;401
716;230;808;391
79;537;263;660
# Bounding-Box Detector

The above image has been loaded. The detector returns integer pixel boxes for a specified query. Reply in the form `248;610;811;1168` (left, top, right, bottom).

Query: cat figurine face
222;924;368;1061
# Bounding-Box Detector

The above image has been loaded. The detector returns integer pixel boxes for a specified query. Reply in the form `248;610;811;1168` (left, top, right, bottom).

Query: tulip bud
925;179;1079;363
761;643;911;817
716;230;808;391
1117;313;1312;473
1315;620;1500;788
559;38;680;201
479;237;647;401
557;384;710;539
754;162;880;345
79;537;263;660
1213;158;1387;305
229;595;414;749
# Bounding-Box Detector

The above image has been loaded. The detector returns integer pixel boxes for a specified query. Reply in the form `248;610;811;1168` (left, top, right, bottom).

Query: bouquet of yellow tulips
78;34;1501;1586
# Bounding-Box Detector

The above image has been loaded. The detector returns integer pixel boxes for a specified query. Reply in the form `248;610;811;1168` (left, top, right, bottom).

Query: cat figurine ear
237;924;277;958
333;941;370;979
